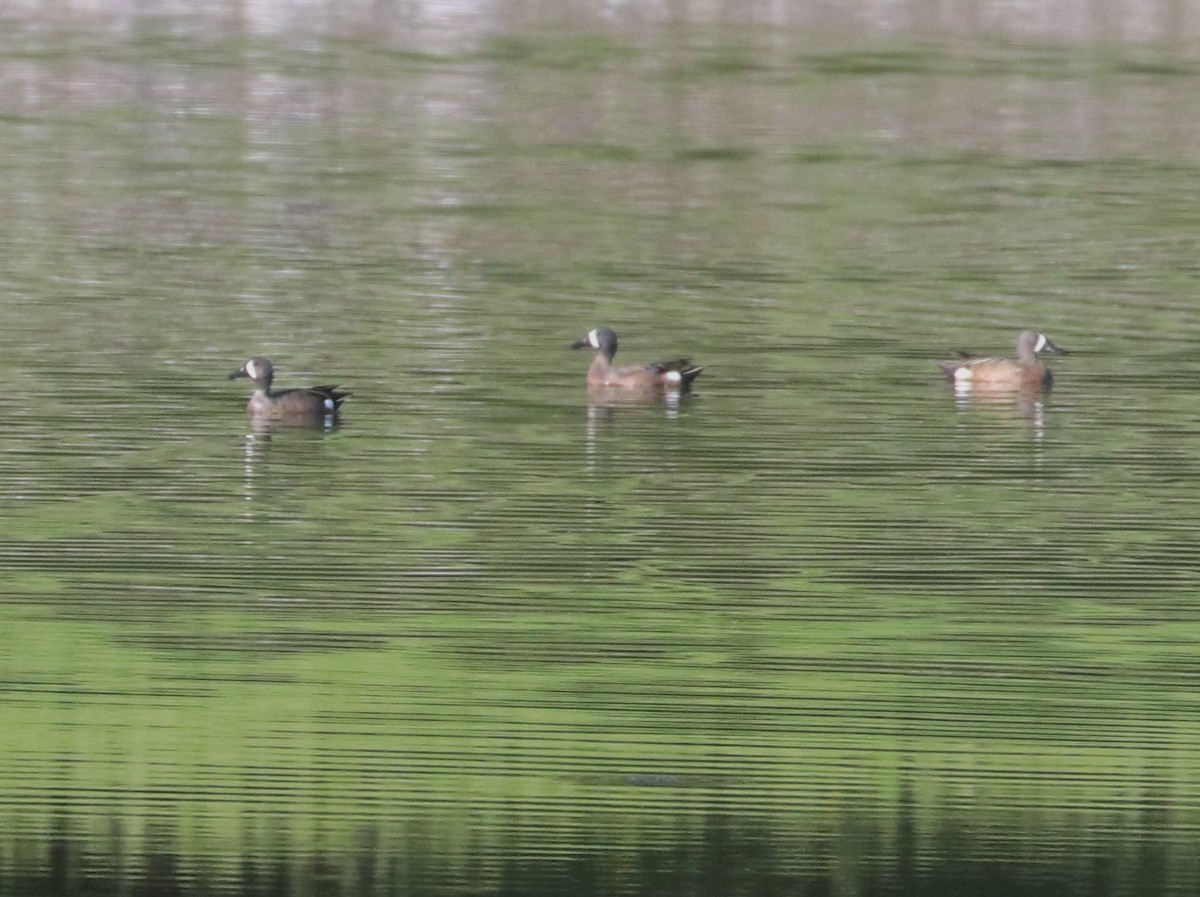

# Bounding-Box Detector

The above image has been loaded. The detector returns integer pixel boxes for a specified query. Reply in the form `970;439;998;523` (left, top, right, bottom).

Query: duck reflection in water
237;422;348;513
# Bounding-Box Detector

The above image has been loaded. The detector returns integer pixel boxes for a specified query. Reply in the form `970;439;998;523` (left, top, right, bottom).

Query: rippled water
3;3;1200;896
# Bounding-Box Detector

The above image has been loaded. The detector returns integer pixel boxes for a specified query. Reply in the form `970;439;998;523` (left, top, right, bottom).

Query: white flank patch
954;367;973;381
324;398;334;410
245;359;258;380
665;370;682;383
1034;333;1047;352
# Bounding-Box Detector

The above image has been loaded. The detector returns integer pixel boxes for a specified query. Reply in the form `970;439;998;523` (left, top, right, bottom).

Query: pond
2;2;1200;895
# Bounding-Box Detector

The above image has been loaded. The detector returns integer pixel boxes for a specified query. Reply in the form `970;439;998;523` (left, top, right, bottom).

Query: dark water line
2;802;1196;897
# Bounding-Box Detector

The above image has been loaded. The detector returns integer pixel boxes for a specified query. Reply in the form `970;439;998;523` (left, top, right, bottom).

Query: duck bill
569;337;590;350
1043;340;1069;355
228;368;249;380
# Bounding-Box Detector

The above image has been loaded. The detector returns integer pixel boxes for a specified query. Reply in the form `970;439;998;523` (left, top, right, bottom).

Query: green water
2;6;1200;896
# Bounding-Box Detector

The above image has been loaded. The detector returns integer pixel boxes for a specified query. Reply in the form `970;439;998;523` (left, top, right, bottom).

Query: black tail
311;386;352;410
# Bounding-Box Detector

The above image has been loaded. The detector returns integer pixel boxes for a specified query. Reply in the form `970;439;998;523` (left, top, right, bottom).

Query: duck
939;330;1068;389
570;327;703;394
228;357;351;425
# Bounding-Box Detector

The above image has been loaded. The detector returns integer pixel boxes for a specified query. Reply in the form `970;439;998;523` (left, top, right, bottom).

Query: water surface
3;3;1200;895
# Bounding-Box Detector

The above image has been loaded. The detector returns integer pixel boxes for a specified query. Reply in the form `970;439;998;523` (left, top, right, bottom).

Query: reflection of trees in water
8;798;1190;897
